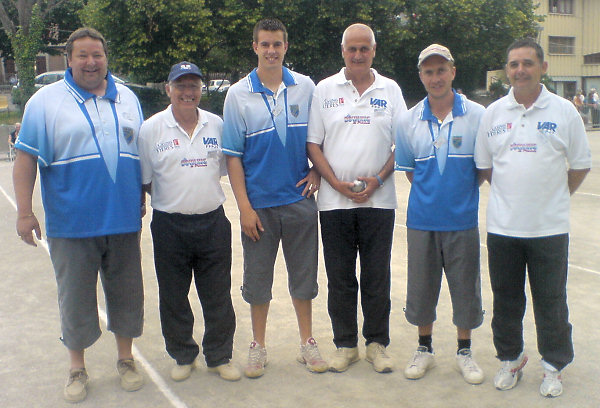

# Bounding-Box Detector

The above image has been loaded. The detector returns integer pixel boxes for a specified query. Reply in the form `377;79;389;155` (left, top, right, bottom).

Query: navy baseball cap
168;61;203;81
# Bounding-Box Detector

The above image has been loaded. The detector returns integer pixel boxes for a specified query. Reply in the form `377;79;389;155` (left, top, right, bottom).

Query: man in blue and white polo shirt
394;44;485;385
13;28;144;402
223;18;327;378
307;23;407;374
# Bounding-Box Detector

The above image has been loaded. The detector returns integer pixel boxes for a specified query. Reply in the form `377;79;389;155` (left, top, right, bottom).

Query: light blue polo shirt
394;91;485;231
15;68;144;238
222;67;314;209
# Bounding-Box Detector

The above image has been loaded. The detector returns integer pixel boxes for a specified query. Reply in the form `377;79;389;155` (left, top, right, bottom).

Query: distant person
395;44;485;385
8;122;20;147
138;61;240;382
588;88;599;128
475;38;591;398
307;23;407;374
222;18;327;378
12;27;145;403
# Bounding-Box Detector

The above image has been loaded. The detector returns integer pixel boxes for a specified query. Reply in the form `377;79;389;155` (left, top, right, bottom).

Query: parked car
208;79;230;93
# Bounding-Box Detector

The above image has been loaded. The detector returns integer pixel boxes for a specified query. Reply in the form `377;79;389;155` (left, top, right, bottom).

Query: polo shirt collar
335;68;384;89
64;67;118;103
248;66;297;94
420;89;466;121
165;105;208;129
506;84;551;110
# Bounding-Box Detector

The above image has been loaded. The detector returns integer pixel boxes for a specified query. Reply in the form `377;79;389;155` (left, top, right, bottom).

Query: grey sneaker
494;352;528;391
456;348;484;384
296;337;328;373
540;360;563;397
244;341;267;378
171;360;195;382
366;342;394;373
329;347;360;372
64;368;88;403
117;359;144;392
404;346;435;379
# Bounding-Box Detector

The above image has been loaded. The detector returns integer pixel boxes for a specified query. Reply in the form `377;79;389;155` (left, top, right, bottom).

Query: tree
0;0;71;104
80;0;215;83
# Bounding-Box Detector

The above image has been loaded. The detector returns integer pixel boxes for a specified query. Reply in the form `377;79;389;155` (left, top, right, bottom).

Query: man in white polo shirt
475;38;591;398
138;61;240;382
395;44;485;385
307;23;407;374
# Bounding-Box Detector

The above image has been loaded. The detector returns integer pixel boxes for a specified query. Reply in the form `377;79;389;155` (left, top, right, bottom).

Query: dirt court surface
1;132;599;408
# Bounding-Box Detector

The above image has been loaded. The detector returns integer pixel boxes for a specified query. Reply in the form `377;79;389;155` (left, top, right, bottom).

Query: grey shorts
241;197;318;304
48;232;144;350
405;227;483;329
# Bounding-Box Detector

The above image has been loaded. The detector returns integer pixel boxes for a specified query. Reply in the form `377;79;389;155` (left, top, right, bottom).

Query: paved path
1;132;600;407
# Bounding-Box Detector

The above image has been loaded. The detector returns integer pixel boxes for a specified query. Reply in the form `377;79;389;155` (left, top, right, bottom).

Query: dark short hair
66;27;108;59
253;18;287;43
506;38;544;63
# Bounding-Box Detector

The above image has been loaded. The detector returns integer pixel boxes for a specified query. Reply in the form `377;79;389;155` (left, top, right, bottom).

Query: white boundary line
0;183;189;408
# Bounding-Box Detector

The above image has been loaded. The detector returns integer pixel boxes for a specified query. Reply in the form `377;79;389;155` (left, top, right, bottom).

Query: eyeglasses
171;83;201;91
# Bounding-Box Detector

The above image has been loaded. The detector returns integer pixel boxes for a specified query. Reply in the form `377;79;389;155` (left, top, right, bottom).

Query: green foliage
541;73;556;94
126;84;169;118
80;0;214;83
489;79;508;100
10;5;44;105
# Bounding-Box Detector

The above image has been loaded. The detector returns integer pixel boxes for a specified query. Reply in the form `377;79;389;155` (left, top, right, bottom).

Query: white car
32;71;129;88
208;79;230;93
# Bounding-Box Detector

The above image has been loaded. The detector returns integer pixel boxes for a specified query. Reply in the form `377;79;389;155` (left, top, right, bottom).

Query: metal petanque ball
351;179;367;193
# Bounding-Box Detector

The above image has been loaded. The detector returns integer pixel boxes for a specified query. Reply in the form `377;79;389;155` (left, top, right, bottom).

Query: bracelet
18;213;35;220
375;174;384;186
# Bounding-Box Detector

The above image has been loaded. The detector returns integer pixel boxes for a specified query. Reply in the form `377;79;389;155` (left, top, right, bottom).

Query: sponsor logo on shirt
537;121;557;133
323;97;344;109
155;139;181;153
203;137;219;149
344;114;371;125
487;122;512;138
510;143;537;153
181;157;207;167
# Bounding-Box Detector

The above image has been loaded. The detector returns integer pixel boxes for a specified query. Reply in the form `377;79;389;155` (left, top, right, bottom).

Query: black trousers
320;208;394;348
151;207;235;367
487;233;573;371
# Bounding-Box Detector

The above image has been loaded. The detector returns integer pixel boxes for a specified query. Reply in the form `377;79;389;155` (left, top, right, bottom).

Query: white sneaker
540;360;563;397
171;360;195;382
366;342;394;373
244;341;267;378
296;337;329;373
207;361;241;381
329;347;359;372
494;352;528;390
455;348;484;384
404;346;435;380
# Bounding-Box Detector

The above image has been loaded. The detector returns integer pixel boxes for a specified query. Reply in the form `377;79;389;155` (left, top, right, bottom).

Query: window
584;53;600;64
548;36;575;54
549;0;573;14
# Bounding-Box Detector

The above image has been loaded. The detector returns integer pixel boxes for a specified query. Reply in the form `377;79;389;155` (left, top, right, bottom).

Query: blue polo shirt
222;67;314;209
15;68;144;238
394;91;485;231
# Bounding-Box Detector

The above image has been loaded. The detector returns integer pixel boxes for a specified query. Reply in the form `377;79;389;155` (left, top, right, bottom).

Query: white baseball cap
418;44;454;67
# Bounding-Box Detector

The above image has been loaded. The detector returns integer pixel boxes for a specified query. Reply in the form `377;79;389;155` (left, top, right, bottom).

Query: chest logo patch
289;104;299;117
452;135;462;148
203;137;219;149
123;127;134;144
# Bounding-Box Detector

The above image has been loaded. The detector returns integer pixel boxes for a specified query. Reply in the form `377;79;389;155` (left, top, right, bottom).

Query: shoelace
460;354;479;373
303;343;324;364
67;369;87;385
248;345;265;366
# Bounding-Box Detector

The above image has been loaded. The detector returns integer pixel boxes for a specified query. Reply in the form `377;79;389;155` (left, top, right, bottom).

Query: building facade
538;0;600;98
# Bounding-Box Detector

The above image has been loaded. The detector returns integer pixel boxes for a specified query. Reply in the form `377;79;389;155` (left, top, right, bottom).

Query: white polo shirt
475;85;592;237
307;68;407;211
138;105;226;214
